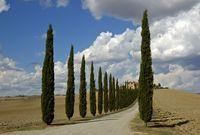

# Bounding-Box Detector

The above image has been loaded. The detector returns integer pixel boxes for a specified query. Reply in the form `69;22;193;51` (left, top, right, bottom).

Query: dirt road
4;103;138;135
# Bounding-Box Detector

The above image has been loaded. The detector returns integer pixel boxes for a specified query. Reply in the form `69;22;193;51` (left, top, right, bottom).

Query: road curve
4;103;138;135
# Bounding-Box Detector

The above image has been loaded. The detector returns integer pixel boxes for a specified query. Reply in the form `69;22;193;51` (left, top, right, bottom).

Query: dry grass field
131;89;200;135
153;89;200;135
0;94;96;134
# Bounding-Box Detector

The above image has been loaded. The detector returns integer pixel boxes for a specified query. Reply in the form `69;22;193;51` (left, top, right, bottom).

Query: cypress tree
41;25;55;125
98;67;103;115
138;10;154;126
112;77;116;111
79;55;87;118
109;74;112;111
90;62;96;116
115;79;120;111
103;72;109;113
66;45;75;120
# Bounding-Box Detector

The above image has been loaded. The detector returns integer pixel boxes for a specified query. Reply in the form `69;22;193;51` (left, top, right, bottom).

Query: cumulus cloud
75;29;139;63
82;0;199;22
155;64;200;92
0;0;10;13
0;54;68;96
0;55;41;96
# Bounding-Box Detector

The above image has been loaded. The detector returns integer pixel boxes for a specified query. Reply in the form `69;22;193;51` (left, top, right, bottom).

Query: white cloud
0;55;68;96
75;29;139;63
150;4;200;62
0;0;10;13
155;64;200;92
82;0;199;22
0;55;41;96
56;0;69;7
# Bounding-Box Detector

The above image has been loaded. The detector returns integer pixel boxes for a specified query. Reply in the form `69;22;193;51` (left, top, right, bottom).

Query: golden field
0;94;95;133
131;89;200;135
153;89;200;135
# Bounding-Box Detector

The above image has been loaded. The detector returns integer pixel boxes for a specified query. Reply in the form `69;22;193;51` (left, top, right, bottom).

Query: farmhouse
125;81;139;90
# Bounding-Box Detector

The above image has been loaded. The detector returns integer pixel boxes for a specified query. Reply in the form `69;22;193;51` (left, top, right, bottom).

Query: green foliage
90;62;96;116
115;79;120;110
103;72;109;113
41;25;55;125
98;67;103;114
79;55;87;118
138;10;154;124
66;45;75;120
108;75;117;112
109;74;112;111
112;77;116;111
119;85;138;109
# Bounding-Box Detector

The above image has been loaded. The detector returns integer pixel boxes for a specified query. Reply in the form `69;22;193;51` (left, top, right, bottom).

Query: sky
0;0;200;96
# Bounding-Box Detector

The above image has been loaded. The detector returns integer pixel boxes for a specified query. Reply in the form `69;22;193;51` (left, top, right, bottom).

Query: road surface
4;103;138;135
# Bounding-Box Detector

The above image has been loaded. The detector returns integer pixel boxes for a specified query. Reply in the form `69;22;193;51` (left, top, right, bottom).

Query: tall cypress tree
115;79;120;111
66;45;75;120
138;10;154;126
41;25;55;125
79;55;87;118
98;67;103;115
90;62;96;116
103;72;109;113
109;74;112;111
112;77;116;111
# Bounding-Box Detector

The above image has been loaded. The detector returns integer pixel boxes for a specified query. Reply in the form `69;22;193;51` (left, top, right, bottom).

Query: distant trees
41;25;55;125
103;72;109;113
90;62;96;116
138;10;154;126
109;75;116;112
98;67;103;115
112;77;116;111
119;85;138;109
115;79;120;110
66;46;75;120
109;74;113;111
79;55;87;118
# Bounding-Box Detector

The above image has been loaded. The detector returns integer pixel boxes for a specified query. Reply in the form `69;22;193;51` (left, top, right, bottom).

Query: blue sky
0;0;200;96
0;0;135;72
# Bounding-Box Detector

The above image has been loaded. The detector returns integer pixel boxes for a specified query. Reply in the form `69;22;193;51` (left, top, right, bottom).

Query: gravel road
4;103;138;135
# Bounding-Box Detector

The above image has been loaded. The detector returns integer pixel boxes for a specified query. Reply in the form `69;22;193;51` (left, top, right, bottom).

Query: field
153;89;200;135
0;94;96;133
131;89;200;135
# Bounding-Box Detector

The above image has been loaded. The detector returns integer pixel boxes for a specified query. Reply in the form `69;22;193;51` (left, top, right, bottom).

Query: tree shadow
148;119;190;128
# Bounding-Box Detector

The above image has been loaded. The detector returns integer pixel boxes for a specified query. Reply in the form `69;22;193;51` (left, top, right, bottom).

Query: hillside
153;89;200;135
132;89;200;135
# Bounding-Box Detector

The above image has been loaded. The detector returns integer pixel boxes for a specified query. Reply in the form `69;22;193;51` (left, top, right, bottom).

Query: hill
153;89;200;134
132;89;200;135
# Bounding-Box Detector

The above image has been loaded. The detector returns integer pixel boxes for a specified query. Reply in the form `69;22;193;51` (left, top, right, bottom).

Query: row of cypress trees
42;10;154;127
41;25;137;124
79;54;138;117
